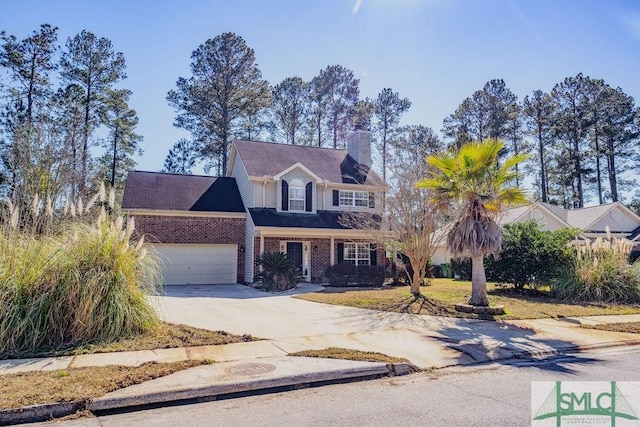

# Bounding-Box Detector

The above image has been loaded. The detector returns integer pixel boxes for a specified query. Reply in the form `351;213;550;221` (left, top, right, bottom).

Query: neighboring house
432;201;640;265
122;131;385;285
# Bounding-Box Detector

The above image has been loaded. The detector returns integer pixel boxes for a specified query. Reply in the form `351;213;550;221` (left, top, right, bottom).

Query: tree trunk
573;137;583;208
594;129;603;204
469;255;489;306
333;112;338;149
410;269;422;296
110;127;118;187
537;121;547;202
607;140;618;202
81;84;91;196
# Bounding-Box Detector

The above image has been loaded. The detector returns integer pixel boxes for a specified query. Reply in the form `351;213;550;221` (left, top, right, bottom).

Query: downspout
322;180;329;210
262;178;268;207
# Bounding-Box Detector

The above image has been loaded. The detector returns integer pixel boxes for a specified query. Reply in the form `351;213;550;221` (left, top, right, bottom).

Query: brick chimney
346;130;372;167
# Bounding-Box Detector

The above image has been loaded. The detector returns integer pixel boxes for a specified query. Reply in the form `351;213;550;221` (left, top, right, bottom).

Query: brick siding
254;236;384;283
132;215;245;283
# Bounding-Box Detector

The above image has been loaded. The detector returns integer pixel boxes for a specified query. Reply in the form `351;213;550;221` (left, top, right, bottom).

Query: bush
488;220;577;290
451;258;471;280
551;232;640;303
394;253;433;283
0;211;160;358
323;264;385;287
255;252;301;291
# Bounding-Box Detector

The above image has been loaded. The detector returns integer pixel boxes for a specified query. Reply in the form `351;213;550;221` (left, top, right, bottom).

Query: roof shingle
233;139;384;186
122;171;245;212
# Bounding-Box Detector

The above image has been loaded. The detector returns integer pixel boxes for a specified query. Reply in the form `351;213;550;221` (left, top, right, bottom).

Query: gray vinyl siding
230;152;254;209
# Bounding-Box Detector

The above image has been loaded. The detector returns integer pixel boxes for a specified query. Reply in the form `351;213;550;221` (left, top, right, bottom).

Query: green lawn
295;279;640;320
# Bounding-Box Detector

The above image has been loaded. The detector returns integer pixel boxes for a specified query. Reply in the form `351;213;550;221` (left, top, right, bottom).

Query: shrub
323;264;385;287
551;231;640;303
488;220;577;290
450;258;471;280
255;252;301;291
0;207;160;358
395;253;432;284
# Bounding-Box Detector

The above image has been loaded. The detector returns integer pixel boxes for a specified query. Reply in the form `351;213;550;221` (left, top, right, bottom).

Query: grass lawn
1;322;255;413
295;279;640;320
582;322;640;334
6;322;255;359
0;360;209;411
290;347;409;364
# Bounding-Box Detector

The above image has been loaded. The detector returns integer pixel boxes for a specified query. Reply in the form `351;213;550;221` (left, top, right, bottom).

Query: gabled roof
539;202;569;222
565;203;616;230
501;201;640;237
273;162;323;183
499;202;574;230
122;171;245;212
498;205;530;225
231;139;384;186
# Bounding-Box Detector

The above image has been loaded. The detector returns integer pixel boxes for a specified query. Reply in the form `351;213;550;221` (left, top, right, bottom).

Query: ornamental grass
552;228;640;303
0;187;160;358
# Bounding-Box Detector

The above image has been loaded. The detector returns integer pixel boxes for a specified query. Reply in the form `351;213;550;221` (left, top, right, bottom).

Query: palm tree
418;139;527;306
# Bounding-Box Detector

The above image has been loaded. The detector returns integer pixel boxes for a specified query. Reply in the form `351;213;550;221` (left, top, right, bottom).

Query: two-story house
122;131;385;286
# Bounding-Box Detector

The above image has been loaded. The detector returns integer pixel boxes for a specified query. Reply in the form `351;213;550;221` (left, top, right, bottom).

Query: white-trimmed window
339;190;369;207
289;179;305;211
343;243;370;265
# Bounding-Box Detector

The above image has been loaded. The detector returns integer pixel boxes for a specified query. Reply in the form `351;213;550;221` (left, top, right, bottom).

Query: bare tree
341;161;440;296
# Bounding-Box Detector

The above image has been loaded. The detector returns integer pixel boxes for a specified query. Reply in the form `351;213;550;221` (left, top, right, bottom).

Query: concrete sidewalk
2;314;640;375
2;313;640;425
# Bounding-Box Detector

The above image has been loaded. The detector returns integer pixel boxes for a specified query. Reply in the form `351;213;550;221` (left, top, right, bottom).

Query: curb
0;402;83;426
0;362;410;425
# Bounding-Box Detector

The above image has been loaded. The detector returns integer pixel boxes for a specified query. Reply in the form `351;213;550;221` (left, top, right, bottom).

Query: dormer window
281;179;313;212
289;179;305;211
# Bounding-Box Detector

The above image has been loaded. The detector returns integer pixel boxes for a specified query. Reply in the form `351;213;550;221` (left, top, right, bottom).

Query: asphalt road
39;346;640;427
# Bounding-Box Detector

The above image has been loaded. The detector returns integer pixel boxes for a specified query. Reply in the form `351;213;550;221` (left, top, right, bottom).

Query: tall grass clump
0;187;161;358
552;228;640;303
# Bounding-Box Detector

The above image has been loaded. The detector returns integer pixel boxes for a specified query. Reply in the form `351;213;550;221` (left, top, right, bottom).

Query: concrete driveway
149;284;607;369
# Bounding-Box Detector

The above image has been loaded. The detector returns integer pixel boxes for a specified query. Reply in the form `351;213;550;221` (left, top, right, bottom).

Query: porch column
259;234;265;271
330;235;335;265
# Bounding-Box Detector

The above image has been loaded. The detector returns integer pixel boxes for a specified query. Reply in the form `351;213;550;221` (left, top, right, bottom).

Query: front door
281;241;310;281
286;242;303;276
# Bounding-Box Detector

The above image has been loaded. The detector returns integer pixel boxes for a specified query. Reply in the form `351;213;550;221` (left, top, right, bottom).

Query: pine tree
163;139;200;174
60;30;126;195
374;88;411;182
167;32;269;176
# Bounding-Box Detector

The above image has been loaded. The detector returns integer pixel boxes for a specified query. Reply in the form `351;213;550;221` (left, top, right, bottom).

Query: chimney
346;130;372;167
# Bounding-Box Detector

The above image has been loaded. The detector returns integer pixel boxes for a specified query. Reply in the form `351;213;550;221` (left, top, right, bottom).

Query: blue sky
2;0;640;175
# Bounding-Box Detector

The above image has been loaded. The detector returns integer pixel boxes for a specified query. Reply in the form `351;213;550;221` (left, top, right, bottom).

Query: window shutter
337;242;344;264
368;192;375;208
305;182;313;212
333;190;339;206
281;180;289;211
370;243;377;266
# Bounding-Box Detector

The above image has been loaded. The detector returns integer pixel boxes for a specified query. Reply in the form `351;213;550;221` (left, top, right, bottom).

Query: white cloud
352;0;363;15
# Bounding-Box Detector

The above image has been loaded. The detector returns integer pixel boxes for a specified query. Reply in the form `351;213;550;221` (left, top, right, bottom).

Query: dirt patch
581;322;640;334
0;360;208;411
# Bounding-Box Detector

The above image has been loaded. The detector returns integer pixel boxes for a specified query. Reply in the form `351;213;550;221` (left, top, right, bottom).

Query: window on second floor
282;179;313;212
289;179;305;211
339;190;370;207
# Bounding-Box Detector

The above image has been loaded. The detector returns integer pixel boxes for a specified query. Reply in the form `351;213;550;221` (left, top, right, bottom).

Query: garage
150;244;238;285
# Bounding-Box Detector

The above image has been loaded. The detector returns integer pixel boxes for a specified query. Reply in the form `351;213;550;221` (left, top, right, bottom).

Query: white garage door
150;244;237;285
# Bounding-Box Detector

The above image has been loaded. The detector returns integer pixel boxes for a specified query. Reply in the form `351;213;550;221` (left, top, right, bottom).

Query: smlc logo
532;381;640;427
